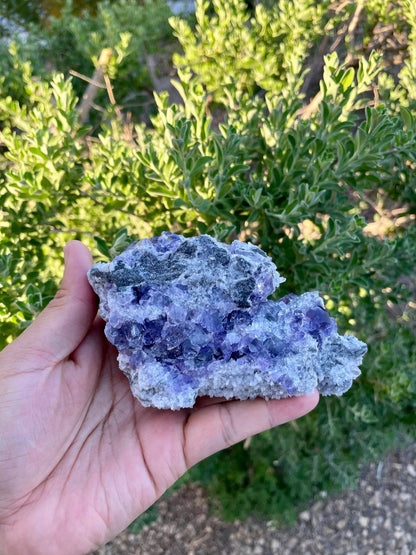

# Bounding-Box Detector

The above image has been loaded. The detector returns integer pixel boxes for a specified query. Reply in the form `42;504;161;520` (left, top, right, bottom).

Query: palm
0;241;318;554
0;319;192;553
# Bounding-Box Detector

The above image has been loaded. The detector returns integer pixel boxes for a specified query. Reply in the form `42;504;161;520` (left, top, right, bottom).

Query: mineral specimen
88;232;367;410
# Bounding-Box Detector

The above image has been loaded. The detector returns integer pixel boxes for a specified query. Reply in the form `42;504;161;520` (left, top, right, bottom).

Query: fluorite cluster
88;232;367;409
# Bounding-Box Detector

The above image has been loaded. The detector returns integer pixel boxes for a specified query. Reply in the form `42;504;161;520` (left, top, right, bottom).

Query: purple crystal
88;232;367;409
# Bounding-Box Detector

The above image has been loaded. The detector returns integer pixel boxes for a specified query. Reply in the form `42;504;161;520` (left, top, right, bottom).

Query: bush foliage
1;0;415;522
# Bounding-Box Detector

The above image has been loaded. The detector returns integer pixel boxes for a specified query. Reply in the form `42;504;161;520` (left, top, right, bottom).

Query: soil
94;443;416;554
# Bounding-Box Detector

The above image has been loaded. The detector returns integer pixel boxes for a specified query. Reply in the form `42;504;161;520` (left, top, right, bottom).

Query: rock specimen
88;232;367;409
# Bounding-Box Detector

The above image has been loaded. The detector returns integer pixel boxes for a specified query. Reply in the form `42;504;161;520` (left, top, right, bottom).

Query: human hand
0;241;319;554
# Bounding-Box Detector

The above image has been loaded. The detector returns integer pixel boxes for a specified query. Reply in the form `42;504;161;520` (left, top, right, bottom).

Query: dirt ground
95;442;416;554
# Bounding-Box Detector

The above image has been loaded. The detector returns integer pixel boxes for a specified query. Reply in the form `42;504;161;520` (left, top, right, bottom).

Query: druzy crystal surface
88;232;367;409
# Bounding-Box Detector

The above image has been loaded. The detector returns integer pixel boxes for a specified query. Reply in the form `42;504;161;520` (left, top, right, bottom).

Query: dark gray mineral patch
87;232;367;409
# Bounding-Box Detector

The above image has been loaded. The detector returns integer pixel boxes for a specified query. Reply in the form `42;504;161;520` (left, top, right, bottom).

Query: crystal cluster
88;232;367;409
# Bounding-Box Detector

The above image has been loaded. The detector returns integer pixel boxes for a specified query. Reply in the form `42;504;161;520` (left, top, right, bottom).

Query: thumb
16;241;97;365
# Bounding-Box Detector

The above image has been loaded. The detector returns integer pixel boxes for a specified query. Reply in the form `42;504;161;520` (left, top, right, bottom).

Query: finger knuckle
218;404;238;448
48;287;70;310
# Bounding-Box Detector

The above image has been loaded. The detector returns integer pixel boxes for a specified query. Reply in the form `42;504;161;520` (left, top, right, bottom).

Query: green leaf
340;67;355;91
28;147;48;160
14;300;33;319
400;106;414;130
189;156;213;178
93;236;110;259
251;188;263;206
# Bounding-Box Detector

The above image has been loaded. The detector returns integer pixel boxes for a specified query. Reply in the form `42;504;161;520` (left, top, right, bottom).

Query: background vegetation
1;0;415;524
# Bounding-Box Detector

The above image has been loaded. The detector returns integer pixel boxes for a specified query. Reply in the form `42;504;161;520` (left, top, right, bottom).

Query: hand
0;241;319;554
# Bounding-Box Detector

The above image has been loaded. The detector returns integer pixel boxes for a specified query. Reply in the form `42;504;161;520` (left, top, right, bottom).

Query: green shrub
0;0;175;122
171;0;330;100
1;0;415;523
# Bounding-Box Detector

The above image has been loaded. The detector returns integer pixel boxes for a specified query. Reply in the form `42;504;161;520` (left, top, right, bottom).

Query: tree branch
78;48;113;124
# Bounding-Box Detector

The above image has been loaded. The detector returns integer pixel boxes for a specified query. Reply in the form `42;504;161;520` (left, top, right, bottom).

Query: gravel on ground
95;443;416;554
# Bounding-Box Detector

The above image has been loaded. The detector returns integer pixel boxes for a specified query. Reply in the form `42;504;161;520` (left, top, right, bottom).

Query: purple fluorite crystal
88;232;367;409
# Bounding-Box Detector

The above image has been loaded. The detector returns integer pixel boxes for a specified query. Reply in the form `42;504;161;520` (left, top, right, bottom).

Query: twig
331;0;364;56
348;0;365;36
298;90;323;120
345;0;366;65
44;226;96;235
243;436;252;449
361;192;384;217
69;69;106;89
80;190;140;218
78;48;113;124
298;0;366;120
331;0;353;15
103;73;117;105
102;72;135;143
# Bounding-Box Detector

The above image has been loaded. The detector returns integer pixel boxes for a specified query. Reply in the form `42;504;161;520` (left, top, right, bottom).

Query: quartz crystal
88;232;367;409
